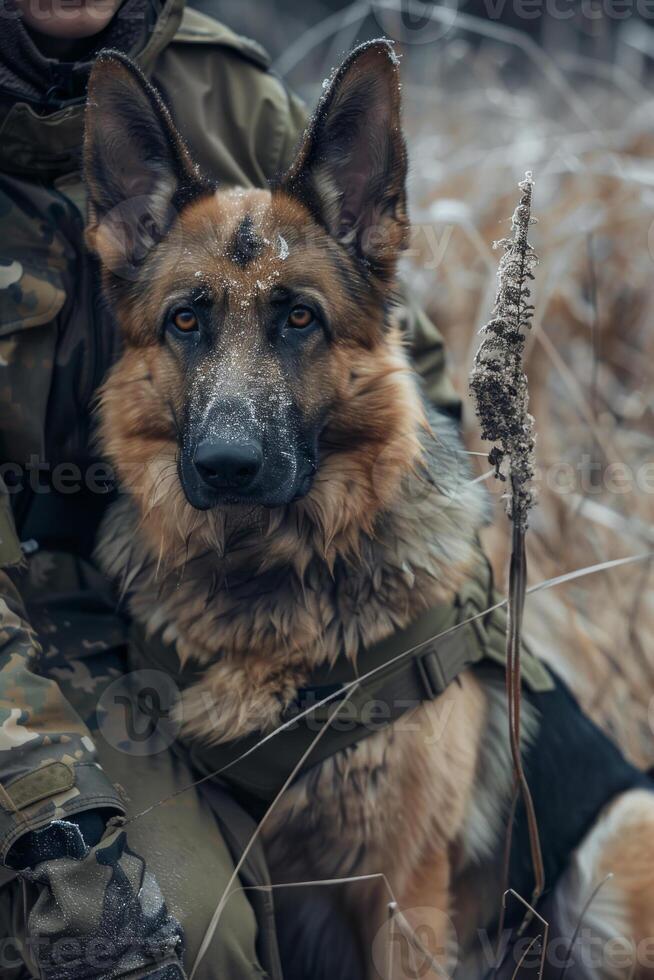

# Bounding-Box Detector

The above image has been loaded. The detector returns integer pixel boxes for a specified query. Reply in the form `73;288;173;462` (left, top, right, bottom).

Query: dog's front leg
362;850;454;980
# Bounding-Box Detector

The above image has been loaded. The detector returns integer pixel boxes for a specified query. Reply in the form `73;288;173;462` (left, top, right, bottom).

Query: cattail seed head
470;172;537;529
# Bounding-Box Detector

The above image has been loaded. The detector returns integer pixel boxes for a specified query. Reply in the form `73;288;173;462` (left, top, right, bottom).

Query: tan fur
87;50;503;971
96;180;492;971
87;47;654;978
594;792;654;976
99;189;426;569
99;313;483;741
262;674;486;977
549;790;654;980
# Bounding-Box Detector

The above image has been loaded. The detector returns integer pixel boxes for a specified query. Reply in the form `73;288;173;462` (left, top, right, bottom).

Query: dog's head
86;42;424;553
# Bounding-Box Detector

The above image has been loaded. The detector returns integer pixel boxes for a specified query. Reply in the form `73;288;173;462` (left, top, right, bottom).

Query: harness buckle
416;646;448;699
416;626;479;701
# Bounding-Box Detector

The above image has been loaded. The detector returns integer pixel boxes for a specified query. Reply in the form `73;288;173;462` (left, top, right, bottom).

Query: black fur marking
227;215;264;266
275;886;363;980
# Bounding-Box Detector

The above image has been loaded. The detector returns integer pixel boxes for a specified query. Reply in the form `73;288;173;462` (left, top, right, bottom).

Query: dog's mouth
178;444;316;511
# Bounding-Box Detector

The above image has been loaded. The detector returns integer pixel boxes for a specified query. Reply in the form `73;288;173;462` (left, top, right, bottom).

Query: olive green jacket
0;0;460;862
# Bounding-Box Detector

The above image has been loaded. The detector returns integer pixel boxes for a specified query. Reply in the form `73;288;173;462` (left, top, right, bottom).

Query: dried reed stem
470;174;545;935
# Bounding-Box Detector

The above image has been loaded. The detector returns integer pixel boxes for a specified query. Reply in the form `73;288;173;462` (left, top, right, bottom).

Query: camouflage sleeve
394;290;462;419
0;479;125;864
275;90;461;417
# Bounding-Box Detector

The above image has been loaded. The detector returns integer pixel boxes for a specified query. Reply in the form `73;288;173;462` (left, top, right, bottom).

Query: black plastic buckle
416;626;479;701
416;647;448;700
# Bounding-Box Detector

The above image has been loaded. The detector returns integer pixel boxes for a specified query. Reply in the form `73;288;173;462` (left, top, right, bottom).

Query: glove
20;826;185;980
6;810;112;869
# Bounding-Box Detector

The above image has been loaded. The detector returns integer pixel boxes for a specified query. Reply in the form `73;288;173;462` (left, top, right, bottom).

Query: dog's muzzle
194;438;264;494
179;401;317;510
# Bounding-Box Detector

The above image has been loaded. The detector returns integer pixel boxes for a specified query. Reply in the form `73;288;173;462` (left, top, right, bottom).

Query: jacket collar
0;0;184;178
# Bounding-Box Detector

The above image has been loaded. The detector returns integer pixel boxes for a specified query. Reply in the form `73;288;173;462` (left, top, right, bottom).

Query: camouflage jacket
0;0;460;862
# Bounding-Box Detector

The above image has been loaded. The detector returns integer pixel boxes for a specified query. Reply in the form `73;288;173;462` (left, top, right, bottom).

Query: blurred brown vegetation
401;36;654;767
211;1;654;765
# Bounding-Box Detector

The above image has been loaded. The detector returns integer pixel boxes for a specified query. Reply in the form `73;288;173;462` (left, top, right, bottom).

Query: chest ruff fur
128;552;550;802
128;554;650;921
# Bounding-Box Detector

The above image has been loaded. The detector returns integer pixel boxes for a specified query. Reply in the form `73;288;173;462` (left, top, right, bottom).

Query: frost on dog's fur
87;43;493;973
85;42;654;979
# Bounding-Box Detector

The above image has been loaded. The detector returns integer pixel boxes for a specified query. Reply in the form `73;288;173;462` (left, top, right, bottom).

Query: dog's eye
172;308;198;333
287;306;314;329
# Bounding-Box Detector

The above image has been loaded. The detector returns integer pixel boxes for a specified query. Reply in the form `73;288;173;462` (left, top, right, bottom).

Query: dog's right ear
281;40;408;284
84;51;201;277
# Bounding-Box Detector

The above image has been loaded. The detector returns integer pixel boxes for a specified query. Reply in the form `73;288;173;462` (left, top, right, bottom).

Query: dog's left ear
84;50;201;278
283;40;408;281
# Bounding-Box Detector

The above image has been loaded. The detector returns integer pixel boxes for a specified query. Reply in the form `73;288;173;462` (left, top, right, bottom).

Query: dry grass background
225;4;654;763
398;35;654;767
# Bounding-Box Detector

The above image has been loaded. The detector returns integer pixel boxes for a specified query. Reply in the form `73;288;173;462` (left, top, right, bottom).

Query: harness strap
129;554;553;807
286;557;551;727
285;596;484;728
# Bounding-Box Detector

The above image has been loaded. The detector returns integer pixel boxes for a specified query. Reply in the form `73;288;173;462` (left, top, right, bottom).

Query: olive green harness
129;555;553;808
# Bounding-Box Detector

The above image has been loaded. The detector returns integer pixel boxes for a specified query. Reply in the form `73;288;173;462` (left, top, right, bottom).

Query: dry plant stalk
470;172;537;526
470;173;545;923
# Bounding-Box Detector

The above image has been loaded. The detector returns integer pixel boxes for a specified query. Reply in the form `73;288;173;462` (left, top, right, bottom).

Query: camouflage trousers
0;552;282;980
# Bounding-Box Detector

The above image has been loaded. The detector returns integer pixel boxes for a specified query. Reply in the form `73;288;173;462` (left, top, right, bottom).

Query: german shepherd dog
85;42;654;978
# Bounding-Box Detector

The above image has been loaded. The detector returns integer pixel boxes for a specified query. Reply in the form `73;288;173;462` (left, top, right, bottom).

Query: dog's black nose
194;439;263;492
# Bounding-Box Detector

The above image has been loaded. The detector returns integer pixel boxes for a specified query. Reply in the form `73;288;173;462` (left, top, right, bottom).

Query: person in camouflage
0;1;461;977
